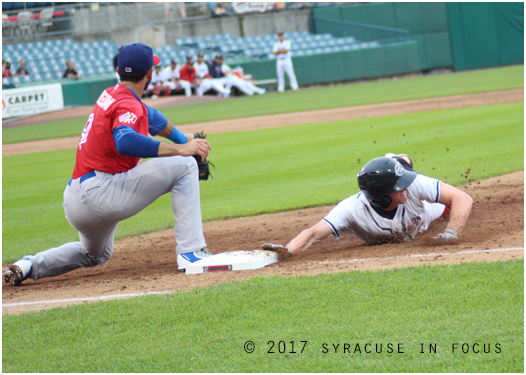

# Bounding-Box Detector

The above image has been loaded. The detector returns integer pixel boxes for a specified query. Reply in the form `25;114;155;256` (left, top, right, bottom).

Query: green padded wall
447;2;524;71
495;3;525;66
62;76;118;106
312;3;452;71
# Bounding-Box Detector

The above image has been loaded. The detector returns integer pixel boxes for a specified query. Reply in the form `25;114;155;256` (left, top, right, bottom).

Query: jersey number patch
79;113;95;150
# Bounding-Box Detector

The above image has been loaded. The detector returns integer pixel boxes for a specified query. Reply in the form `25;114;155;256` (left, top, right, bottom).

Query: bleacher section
2;38;118;85
2;31;378;86
174;31;379;62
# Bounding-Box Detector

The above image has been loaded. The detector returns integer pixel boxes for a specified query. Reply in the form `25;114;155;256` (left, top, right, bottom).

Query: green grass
2;65;523;144
3;260;523;372
3;102;523;263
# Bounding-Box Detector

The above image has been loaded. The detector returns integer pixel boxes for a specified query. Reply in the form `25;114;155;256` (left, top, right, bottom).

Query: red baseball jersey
72;84;149;178
179;64;197;83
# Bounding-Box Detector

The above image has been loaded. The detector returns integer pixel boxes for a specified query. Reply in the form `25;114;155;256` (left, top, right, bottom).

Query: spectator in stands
209;2;227;17
145;64;171;99
2;60;12;78
162;59;192;97
194;53;230;97
14;59;31;76
63;60;81;79
179;56;201;96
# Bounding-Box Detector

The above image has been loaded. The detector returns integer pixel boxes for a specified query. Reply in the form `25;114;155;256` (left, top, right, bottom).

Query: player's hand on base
433;228;459;240
261;243;293;259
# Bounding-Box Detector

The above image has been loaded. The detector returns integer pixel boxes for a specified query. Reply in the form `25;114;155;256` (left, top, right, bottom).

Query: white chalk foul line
3;290;172;308
3;247;523;309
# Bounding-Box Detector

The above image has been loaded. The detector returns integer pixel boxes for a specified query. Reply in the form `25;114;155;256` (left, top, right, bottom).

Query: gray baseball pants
27;156;206;280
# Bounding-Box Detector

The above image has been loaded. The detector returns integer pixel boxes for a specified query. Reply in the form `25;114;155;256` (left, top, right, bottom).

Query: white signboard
2;83;64;119
232;2;277;14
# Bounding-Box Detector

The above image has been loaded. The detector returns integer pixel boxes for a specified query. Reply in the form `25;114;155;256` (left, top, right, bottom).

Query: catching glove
192;131;214;181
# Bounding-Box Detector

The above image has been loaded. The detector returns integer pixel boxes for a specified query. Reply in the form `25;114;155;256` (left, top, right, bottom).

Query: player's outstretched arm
286;220;333;255
158;138;211;160
436;182;473;238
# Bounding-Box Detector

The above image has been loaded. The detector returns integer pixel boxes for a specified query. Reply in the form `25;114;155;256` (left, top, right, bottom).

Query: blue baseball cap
118;43;160;74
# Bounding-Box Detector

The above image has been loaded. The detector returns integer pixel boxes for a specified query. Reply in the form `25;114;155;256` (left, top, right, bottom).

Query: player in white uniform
217;56;266;96
193;53;231;97
146;64;170;97
263;154;473;255
162;60;192;97
273;31;298;93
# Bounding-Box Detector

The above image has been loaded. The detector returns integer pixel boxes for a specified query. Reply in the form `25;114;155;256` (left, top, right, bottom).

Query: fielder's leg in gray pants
27;156;206;280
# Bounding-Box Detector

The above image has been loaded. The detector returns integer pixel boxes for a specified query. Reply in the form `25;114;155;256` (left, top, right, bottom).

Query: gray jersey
323;174;445;244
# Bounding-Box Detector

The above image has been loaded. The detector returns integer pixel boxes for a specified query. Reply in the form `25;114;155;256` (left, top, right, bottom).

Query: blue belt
68;170;96;186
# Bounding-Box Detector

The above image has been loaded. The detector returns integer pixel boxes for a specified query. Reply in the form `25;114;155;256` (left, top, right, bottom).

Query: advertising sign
2;83;64;119
232;2;279;14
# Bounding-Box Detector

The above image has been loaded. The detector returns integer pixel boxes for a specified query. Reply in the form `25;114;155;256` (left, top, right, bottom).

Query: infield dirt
2;90;524;315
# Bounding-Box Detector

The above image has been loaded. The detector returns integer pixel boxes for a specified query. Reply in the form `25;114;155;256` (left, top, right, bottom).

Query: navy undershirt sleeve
113;125;160;158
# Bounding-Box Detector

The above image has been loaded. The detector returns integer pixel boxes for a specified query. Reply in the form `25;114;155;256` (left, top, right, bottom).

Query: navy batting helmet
357;157;417;210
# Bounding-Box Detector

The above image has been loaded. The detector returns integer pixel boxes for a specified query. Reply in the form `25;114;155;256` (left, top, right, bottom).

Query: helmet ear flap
370;195;392;210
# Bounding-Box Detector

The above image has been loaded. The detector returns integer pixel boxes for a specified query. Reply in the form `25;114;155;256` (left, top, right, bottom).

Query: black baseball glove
193;131;214;181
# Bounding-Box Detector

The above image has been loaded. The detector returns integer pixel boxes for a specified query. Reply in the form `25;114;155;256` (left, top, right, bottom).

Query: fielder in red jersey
4;43;214;287
73;84;149;178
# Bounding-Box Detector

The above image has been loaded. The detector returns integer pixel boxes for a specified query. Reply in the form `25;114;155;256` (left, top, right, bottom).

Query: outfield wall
447;2;524;71
312;2;524;72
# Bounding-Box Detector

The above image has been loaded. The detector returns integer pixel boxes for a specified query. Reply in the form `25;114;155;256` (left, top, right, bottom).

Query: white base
185;250;279;275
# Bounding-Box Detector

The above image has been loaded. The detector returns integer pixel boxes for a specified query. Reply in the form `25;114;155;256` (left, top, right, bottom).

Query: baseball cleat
3;257;33;286
385;153;413;169
177;248;212;271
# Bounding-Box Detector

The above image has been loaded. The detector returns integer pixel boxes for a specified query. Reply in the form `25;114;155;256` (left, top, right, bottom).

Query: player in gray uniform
263;154;473;255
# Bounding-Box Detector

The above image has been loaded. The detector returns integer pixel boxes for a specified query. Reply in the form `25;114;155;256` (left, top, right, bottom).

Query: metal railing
311;17;410;44
2;2;213;44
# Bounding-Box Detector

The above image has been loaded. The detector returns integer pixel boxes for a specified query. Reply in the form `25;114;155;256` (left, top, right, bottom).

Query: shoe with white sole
4;257;33;286
177;248;212;271
385;153;414;169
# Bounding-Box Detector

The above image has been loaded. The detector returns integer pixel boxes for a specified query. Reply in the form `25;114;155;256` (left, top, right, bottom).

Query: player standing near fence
273;31;298;92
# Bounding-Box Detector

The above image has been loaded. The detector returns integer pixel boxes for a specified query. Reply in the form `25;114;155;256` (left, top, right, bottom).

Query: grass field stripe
2;247;523;309
313;247;524;265
2;290;172;307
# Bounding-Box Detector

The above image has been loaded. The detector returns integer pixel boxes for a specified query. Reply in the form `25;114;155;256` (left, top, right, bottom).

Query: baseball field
2;65;524;372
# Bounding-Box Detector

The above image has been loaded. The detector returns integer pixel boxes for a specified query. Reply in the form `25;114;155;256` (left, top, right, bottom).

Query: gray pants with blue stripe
27;156;206;280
